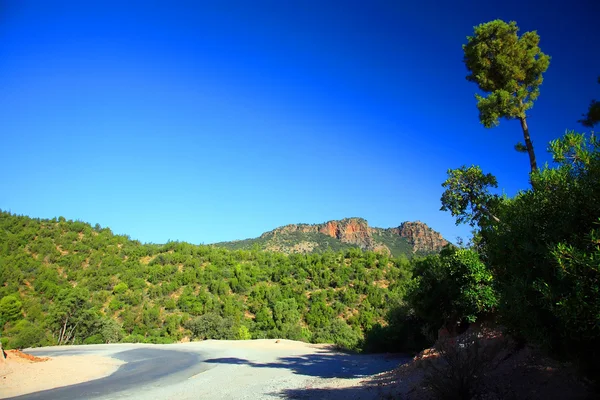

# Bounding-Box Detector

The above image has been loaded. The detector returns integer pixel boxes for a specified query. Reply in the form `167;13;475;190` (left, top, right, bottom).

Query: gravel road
10;340;406;400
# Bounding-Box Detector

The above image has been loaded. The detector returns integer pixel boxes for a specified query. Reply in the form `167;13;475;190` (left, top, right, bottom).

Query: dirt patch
6;349;49;362
139;256;154;265
56;245;69;255
0;351;123;398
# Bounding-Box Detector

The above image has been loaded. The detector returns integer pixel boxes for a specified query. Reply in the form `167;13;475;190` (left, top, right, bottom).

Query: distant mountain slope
214;218;448;257
0;210;419;351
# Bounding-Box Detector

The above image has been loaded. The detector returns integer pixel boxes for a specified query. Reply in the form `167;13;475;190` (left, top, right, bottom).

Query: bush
4;320;48;349
481;132;600;379
145;336;175;344
122;334;146;343
83;334;104;345
0;295;23;323
113;282;128;295
186;313;237;340
237;325;251;340
278;323;310;342
407;246;496;336
363;304;431;353
423;329;508;400
100;318;123;343
330;319;363;351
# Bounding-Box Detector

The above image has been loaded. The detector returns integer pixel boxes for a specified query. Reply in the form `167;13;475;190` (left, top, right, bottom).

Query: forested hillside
0;211;415;350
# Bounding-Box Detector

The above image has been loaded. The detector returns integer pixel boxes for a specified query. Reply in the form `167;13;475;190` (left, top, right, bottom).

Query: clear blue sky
1;0;598;244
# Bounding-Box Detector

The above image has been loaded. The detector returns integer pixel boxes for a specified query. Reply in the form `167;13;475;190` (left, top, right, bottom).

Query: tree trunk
58;315;69;345
519;116;538;172
0;341;6;363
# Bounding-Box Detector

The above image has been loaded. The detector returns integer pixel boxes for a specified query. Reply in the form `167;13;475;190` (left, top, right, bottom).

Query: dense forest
0;211;419;351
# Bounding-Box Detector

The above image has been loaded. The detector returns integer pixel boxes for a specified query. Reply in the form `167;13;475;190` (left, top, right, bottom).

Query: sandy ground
0;350;124;398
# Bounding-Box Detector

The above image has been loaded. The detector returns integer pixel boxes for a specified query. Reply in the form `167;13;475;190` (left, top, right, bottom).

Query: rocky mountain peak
389;221;449;253
253;218;448;255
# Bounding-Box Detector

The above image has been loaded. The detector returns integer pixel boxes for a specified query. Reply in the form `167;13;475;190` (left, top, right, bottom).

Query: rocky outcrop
258;218;448;255
386;221;448;254
263;218;376;250
318;218;375;249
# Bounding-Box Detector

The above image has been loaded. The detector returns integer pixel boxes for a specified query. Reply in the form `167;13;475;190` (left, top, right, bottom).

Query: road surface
6;340;406;400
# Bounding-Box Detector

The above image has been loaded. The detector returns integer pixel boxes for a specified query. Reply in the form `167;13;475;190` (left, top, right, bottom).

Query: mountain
214;218;448;257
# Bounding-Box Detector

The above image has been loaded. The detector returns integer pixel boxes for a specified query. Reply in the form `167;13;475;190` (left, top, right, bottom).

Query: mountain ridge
214;217;448;257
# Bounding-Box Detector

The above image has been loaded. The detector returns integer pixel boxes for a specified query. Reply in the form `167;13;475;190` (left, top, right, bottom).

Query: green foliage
408;246;497;334
48;287;98;345
216;231;361;254
463;19;550;127
369;230;414;258
273;298;301;328
237;325;251;340
3;320;49;349
186;313;236;340
0;295;23;324
440;165;500;227
100;318;124;344
548;130;599;173
465;131;600;380
113;282;128;295
0;210;426;350
463;19;550;171
311;318;363;351
363;304;431;353
83;334;104;345
306;299;335;329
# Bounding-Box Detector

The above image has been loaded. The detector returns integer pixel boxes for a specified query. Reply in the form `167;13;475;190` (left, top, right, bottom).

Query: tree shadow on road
203;350;408;379
277;367;406;399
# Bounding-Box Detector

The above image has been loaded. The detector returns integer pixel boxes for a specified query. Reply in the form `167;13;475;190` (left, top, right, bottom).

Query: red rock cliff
264;218;376;249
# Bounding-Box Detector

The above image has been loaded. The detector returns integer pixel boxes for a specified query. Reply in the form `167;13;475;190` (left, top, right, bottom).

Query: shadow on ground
277;368;404;399
204;349;408;379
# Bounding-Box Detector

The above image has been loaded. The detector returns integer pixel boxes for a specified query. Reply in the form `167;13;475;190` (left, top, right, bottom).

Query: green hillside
214;231;359;254
371;229;415;258
0;210;414;350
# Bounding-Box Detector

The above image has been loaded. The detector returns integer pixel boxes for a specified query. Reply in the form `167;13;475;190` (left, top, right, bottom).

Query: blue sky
1;0;599;244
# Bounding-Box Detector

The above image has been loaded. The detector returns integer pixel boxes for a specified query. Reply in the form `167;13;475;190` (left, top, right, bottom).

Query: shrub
112;282;128;295
83;334;104;345
363;304;431;353
407;246;496;336
100;318;123;343
237;325;251;340
4;320;48;349
122;334;145;343
423;329;508;400
482;132;600;379
0;295;23;323
186;313;237;340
